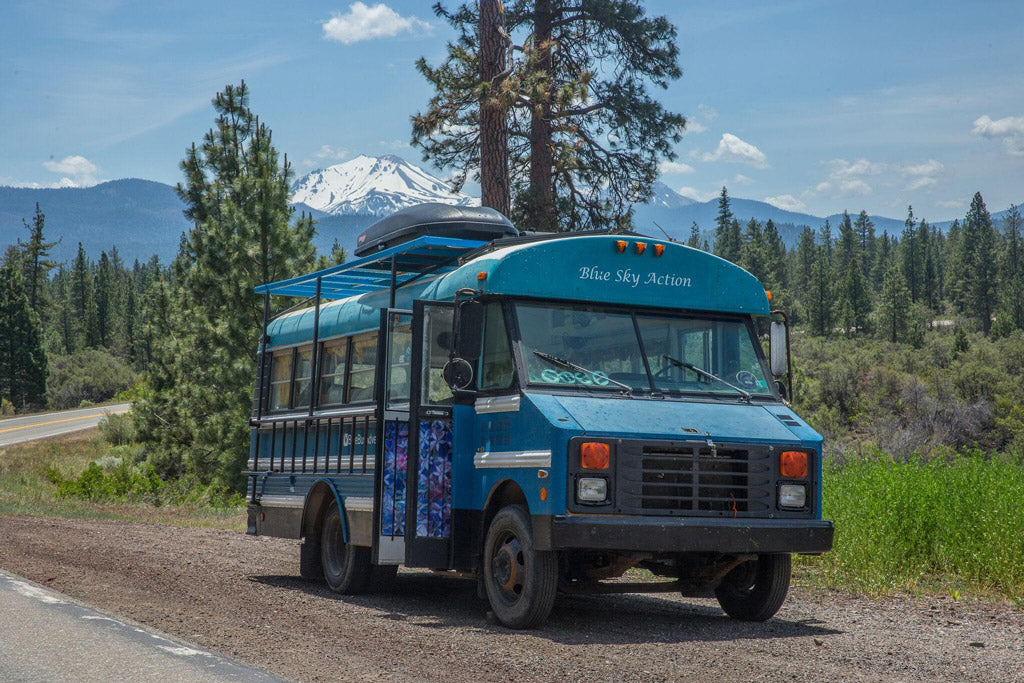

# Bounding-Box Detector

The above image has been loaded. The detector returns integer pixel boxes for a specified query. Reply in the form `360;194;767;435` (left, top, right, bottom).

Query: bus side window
292;345;314;408
479;303;513;390
269;349;292;411
319;339;348;407
348;332;378;403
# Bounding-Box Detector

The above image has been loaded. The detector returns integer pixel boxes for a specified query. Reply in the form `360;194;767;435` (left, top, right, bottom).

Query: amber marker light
780;451;808;478
539;487;548;501
765;290;773;301
580;442;610;470
477;271;487;281
615;240;628;253
634;241;647;255
653;243;665;257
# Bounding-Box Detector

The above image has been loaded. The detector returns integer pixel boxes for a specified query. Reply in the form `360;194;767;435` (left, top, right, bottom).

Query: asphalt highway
0;570;281;682
0;403;131;447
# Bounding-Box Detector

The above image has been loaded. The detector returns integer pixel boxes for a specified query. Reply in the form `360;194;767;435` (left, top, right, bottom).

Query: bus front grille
616;443;773;517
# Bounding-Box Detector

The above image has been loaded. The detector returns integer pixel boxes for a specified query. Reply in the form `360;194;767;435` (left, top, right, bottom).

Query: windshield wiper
661;355;752;403
533;350;632;394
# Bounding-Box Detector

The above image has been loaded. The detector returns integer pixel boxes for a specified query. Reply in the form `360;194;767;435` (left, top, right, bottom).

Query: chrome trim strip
474;450;552;468
344;496;374;512
474;395;522;414
257;494;305;508
249;456;375;472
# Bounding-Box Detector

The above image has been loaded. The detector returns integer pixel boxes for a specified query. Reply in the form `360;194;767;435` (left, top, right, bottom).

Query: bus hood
535;394;820;446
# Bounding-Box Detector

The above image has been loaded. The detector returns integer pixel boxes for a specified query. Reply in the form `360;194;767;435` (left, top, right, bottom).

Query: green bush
805;450;1024;599
98;412;137;446
47;349;137;409
50;452;243;509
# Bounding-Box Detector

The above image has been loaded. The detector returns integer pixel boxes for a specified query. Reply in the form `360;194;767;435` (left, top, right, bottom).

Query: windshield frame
505;297;781;402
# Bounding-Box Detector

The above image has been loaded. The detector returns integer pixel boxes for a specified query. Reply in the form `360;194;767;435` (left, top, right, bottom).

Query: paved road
0;571;282;682
0;403;131;447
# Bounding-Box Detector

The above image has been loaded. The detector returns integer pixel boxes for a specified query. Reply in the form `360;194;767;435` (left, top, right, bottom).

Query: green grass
0;431;245;530
799;450;1024;602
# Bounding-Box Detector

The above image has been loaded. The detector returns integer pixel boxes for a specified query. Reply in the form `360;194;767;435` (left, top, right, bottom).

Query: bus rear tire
714;553;791;621
321;505;372;594
483;505;558;629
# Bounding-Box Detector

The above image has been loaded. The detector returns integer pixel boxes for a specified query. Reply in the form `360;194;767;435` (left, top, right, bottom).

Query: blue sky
2;0;1022;222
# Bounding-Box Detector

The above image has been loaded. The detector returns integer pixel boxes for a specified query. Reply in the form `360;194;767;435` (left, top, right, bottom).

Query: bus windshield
515;303;774;397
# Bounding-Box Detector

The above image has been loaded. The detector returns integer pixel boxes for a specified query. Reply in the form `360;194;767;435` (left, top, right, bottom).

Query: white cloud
905;177;937;191
659;160;695;175
828;158;885;179
972;114;1024;157
700;134;768;168
42;155;100;187
902;159;944;176
972;114;1024;137
838;178;873;195
380;139;409;151
733;174;754;185
685;120;708;134
315;144;349;160
698;104;718;121
764;194;806;212
677;186;719;202
323;3;432;45
937;198;968;209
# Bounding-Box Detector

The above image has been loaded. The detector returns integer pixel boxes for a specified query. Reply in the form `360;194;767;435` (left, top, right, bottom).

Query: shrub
98;413;137;446
0;398;14;416
47;349;137;409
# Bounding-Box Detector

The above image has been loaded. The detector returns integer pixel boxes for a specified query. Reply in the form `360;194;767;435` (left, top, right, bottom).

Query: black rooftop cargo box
354;203;518;257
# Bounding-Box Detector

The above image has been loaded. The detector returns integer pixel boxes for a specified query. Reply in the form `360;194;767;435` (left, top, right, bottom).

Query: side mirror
454;300;484;359
442;358;474;390
769;321;788;377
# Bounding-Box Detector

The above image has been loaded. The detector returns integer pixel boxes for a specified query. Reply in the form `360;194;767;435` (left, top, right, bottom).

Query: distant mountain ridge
1;155;1017;262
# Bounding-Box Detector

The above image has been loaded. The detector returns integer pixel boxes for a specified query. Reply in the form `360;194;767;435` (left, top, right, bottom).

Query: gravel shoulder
0;515;1020;682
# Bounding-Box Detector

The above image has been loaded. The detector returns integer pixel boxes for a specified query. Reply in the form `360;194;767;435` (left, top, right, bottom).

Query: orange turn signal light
653;243;665;257
780;451;808;478
615;240;628;253
765;290;773;301
477;271;487;281
580;442;610;470
634;241;647;255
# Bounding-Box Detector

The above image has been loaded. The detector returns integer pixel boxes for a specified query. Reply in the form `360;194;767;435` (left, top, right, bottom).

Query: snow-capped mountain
291;154;477;216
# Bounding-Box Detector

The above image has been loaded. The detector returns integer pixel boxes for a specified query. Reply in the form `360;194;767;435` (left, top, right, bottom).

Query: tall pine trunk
528;0;556;231
478;0;510;217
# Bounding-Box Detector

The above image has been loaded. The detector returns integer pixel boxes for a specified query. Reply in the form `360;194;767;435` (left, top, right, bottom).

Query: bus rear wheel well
299;482;339;580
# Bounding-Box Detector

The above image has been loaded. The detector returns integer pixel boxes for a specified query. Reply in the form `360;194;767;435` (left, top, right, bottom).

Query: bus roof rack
254;235;487;300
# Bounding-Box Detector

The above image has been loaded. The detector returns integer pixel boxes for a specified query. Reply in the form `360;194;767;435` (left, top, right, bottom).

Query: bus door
404;300;456;568
374;308;413;565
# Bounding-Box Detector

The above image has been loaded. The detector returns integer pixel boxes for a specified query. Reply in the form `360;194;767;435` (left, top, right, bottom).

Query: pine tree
135;82;316;490
995;204;1024;333
686;221;702;249
413;1;685;231
713;187;742;262
871;232;893;294
900;206;924;304
838;259;871;334
836;210;859;272
806;223;835;337
69;243;100;349
95;251;114;348
854;210;876;279
762;219;787;291
876;261;912;343
0;254;48;409
17;202;58;321
962;192;998;333
741;218;767;283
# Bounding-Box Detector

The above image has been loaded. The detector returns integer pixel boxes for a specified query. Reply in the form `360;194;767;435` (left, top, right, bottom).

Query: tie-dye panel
381;421;408;536
416;419;453;538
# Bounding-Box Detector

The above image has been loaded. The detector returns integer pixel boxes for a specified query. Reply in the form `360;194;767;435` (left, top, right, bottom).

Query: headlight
577;477;608;503
779;484;806;509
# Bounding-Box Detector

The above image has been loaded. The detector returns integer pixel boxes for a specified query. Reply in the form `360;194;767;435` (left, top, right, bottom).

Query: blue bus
246;203;833;629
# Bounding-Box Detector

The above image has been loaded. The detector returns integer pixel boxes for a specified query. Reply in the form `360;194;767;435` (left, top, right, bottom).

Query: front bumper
538;514;834;554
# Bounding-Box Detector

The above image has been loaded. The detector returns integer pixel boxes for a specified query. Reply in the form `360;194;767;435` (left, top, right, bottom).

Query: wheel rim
323;513;345;577
490;532;525;604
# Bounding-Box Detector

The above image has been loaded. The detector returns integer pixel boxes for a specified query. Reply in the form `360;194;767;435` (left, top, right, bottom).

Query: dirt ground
0;515;1021;682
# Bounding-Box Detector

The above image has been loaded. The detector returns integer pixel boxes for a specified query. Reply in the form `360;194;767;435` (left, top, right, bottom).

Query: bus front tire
714;553;791;621
320;505;372;594
483;505;558;629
